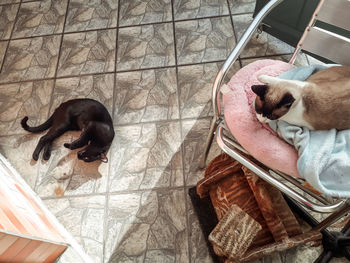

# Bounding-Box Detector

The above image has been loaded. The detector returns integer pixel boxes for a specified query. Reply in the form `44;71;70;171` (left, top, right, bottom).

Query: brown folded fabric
209;204;262;260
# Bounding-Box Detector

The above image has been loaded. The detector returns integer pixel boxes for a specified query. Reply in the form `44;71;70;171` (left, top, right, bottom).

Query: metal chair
200;0;350;262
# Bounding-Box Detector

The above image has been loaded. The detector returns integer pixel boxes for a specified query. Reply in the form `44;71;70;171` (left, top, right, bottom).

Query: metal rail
216;124;345;213
200;0;284;168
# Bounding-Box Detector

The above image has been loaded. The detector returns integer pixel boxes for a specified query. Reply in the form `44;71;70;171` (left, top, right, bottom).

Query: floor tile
117;23;175;71
119;0;172;27
105;189;188;262
12;0;68;38
57;29;116;77
0;35;61;83
0;0;20;5
178;61;241;120
35;132;109;198
65;0;118;32
0;134;40;189
186;191;214;263
0;80;54;136
109;121;183;192
51;73;114;114
44;195;106;263
0;4;18;40
228;0;256;14
175;17;235;65
114;68;178;124
0;41;8;70
178;62;240;119
232;14;294;58
173;0;229;20
182;118;221;186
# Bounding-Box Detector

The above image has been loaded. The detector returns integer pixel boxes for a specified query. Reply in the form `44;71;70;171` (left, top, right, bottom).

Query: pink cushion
223;59;300;178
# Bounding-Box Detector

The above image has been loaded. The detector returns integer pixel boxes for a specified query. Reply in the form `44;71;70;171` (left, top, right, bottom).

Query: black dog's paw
32;152;39;161
43;151;51;161
64;143;71;149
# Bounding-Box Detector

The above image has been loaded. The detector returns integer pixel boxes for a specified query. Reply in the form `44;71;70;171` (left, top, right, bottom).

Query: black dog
21;99;114;163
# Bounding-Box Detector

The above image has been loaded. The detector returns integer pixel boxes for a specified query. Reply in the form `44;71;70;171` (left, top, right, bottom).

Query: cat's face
252;75;298;122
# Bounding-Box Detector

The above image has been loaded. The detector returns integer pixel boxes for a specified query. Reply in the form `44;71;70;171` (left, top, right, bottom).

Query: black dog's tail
21;115;53;133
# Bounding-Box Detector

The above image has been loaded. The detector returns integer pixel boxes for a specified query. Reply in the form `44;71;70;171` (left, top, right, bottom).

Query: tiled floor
0;0;340;263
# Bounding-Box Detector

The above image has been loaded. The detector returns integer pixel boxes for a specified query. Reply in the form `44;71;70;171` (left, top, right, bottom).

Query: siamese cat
21;99;114;162
252;66;350;130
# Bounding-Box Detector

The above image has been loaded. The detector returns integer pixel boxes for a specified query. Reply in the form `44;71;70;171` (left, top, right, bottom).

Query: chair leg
284;194;350;263
199;117;220;169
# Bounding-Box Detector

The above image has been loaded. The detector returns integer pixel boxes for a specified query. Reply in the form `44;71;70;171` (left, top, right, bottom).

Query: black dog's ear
100;153;108;163
251;85;268;99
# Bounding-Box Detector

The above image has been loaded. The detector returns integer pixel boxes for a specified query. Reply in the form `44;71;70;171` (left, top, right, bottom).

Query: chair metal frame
201;0;350;235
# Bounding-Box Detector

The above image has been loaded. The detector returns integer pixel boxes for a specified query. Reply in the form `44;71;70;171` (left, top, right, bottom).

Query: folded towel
209;204;262;260
268;65;350;198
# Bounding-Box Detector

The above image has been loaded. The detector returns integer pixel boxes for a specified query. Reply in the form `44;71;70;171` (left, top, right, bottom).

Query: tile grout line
0;59;238;86
226;0;243;69
102;0;121;261
40;185;187;200
0;0;22;73
33;0;72;192
170;1;192;262
3;12;256;43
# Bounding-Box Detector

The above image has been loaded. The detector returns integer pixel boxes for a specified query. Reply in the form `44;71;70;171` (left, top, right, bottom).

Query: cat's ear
100;153;108;163
258;75;279;85
251;85;267;99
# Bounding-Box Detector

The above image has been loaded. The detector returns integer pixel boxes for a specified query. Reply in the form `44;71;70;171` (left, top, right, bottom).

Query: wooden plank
10;240;42;262
0;234;18;255
0;237;30;261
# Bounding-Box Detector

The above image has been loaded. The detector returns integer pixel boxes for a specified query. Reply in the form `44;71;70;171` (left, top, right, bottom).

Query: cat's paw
64;143;71;149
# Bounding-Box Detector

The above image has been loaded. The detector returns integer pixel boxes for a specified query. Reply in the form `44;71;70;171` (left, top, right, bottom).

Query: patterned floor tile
12;0;68;38
0;134;40;189
0;41;8;70
57;29;116;77
35;132;109;198
119;0;172;27
44;195;106;263
0;80;54;136
182;118;221;186
232;14;294;58
173;0;229;20
175;17;235;65
65;0;118;32
228;0;256;14
178;62;240;119
117;23;175;71
105;189;188;262
109;121;183;192
0;35;61;83
114;68;178;124
0;0;19;5
0;4;18;40
186;191;214;263
51;73;114;113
